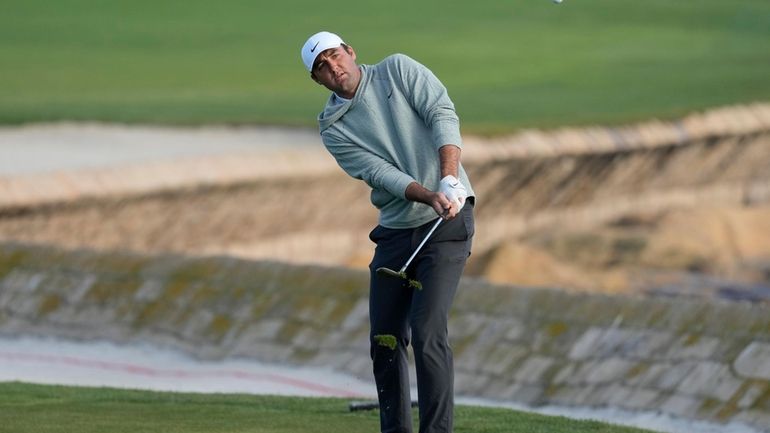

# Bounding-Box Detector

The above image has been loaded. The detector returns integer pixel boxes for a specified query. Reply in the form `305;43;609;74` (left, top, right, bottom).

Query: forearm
405;181;432;203
439;144;461;178
405;144;460;200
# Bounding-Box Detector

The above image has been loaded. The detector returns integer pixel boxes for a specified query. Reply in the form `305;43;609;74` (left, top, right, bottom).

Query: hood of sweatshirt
318;65;370;132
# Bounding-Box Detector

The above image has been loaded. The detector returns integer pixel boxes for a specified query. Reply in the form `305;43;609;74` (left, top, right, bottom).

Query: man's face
311;45;361;99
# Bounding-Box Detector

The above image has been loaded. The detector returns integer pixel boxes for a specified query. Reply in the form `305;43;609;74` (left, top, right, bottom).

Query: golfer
301;31;475;433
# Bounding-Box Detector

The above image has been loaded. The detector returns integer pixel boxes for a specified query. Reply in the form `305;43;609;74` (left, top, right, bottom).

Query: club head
376;267;407;280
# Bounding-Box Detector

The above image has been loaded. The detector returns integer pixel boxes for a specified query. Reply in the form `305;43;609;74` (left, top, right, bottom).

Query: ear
344;45;357;61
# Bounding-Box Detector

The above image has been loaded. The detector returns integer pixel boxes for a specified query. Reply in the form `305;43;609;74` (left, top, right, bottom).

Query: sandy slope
1;119;769;300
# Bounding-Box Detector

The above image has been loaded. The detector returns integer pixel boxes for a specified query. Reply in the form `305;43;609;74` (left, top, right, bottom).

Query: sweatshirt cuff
387;172;418;200
432;121;463;150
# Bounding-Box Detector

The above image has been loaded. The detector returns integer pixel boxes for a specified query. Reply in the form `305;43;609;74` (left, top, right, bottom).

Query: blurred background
1;1;770;432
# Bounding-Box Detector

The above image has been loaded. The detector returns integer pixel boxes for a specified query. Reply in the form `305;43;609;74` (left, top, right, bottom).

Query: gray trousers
368;200;474;433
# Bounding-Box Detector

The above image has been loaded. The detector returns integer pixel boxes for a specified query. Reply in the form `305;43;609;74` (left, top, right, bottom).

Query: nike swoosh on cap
310;41;320;52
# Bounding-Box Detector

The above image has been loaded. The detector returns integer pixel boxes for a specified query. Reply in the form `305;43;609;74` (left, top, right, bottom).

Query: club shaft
399;218;442;273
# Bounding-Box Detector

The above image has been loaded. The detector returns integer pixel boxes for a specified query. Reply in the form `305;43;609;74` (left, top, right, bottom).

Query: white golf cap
301;31;345;71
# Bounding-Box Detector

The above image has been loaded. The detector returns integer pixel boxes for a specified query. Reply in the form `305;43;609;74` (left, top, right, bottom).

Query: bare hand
405;182;460;220
429;192;459;220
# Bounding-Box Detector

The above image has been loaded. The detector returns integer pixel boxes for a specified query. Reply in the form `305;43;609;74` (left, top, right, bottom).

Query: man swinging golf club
302;31;475;433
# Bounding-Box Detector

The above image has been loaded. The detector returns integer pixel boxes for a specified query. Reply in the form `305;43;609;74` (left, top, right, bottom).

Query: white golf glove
439;175;467;208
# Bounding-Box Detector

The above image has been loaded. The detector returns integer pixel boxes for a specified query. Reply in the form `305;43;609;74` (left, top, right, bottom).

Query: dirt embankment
1;104;769;298
471;205;770;297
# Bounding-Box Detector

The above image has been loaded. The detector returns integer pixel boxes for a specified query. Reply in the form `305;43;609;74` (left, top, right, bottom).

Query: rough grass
0;382;656;433
2;0;769;133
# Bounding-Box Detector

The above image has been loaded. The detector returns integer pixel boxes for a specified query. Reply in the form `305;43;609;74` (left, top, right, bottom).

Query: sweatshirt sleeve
322;131;416;200
392;54;463;150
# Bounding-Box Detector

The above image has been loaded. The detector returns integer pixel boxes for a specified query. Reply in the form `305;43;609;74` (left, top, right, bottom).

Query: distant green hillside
0;382;656;433
2;0;769;133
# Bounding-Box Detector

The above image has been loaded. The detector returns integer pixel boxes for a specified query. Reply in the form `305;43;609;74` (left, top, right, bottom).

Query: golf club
376;217;443;279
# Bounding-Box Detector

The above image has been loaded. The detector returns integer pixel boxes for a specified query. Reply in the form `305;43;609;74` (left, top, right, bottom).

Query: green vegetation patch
37;294;62;316
374;334;398;350
86;280;140;304
0;382;657;433
545;321;569;338
0;249;28;279
207;314;233;339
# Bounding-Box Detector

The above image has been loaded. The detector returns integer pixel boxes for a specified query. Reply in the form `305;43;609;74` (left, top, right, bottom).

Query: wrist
440;174;459;184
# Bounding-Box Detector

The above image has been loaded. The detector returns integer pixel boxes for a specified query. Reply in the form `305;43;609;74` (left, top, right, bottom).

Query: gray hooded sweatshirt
318;53;475;229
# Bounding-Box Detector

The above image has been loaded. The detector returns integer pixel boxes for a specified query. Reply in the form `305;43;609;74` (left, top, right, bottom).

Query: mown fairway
0;382;656;433
2;0;769;133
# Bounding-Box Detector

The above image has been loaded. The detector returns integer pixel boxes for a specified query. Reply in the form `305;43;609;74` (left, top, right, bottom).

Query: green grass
0;382;655;433
2;0;769;133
